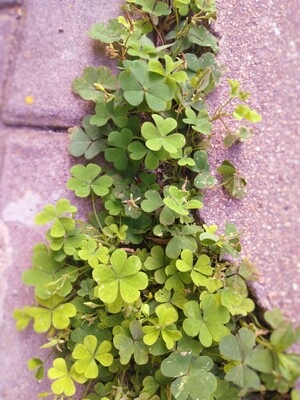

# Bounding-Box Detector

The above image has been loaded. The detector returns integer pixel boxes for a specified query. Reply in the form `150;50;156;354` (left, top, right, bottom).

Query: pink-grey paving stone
2;0;122;128
0;15;15;109
0;128;88;398
202;0;300;322
0;0;22;7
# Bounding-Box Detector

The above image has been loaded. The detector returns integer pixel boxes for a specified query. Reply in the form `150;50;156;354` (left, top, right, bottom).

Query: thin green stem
91;191;103;230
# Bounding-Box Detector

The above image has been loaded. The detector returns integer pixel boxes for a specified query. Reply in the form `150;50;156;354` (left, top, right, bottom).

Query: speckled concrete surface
202;0;300;323
0;0;299;398
2;0;122;127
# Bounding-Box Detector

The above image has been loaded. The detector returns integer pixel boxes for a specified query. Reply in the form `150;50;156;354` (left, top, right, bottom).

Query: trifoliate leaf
67;163;113;198
72;66;117;102
161;351;217;400
72;335;113;378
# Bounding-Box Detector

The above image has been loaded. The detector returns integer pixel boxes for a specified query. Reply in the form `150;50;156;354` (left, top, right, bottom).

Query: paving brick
203;0;300;323
0;15;15;111
0;0;22;7
0;127;87;398
2;0;122;128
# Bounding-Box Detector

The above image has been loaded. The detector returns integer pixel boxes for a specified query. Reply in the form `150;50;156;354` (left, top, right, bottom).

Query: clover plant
14;1;300;399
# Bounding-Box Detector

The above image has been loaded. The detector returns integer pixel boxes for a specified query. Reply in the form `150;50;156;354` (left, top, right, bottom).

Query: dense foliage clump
14;1;300;399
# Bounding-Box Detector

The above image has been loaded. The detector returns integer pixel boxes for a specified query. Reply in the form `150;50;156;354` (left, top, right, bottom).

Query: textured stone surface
2;0;122;127
203;0;300;322
0;0;22;7
0;15;14;108
0;127;90;398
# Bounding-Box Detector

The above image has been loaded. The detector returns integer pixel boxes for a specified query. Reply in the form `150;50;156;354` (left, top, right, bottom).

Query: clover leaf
217;160;247;199
47;227;84;256
143;303;182;350
141;114;185;153
113;320;149;365
148;55;187;92
26;295;76;333
188;25;218;52
77;239;109;268
119;60;173;111
90;99;128;128
93;249;148;305
104;128;133;170
35;199;77;238
128;0;171;16
220;327;273;389
141;190;164;213
48;358;87;397
67;163;113;197
161;351;217;400
22;243;78;299
183;295;230;347
221;288;255;316
176;249;213;287
72;66;117;102
88;18;125;43
72;335;113;378
68;116;109;159
163;186;202;216
48;358;76;396
188;150;217;189
223;126;254;148
233;104;262;123
183;107;212;134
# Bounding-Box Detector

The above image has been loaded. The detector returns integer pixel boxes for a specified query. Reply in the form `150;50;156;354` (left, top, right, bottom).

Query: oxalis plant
14;1;300;399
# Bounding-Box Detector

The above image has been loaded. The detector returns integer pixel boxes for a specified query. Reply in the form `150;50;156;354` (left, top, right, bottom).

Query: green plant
14;1;300;399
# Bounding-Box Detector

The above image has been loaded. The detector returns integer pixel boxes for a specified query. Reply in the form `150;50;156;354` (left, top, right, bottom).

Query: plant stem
91;191;103;230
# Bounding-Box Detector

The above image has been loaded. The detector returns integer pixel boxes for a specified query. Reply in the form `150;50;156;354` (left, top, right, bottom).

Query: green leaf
105;128;133;170
93;249;148;306
141;190;164;213
48;358;86;396
189;150;216;189
161;351;217;400
72;335;113;378
28;358;44;381
188;25;218;52
220;327;273;389
26;295;76;333
72;66;117;102
78;239;109;268
217;160;247;199
143;303;182;350
113;320;149;365
128;0;171;17
35;199;77;238
119;60;173;111
223;127;254;148
141;114;185;153
183;107;212;134
183;295;230;347
68;116;108;159
90;99;128;128
163;186;202;216
88;18;125;43
221;288;255;316
233;104;262;123
67;163;113;198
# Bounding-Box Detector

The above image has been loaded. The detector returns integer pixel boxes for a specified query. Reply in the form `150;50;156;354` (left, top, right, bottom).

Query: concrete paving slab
0;0;22;7
203;0;300;323
2;0;122;128
0;15;15;109
0;127;86;398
